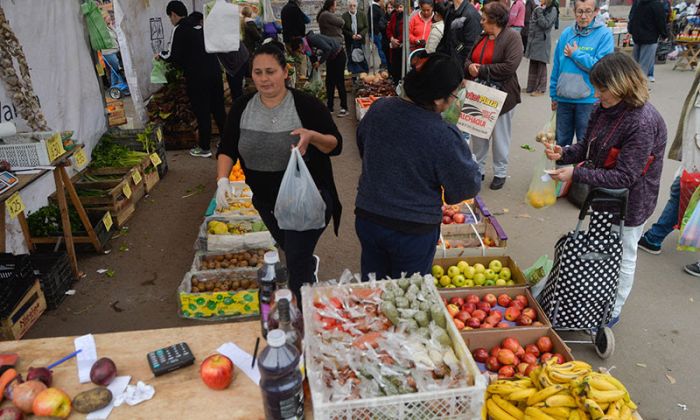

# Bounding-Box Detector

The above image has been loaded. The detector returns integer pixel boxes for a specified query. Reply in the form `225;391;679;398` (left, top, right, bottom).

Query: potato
192;287;200;293
215;255;224;262
73;387;113;413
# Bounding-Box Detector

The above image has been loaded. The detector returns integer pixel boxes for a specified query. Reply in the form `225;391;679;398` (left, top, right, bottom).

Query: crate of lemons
203;216;273;252
433;259;516;288
178;269;259;320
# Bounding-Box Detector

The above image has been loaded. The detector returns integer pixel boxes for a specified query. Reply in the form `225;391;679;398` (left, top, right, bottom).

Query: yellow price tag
131;170;142;185
102;212;113;232
46;133;66;162
6;192;25;219
122;183;132;199
156;127;163;143
74;147;88;169
150;152;162;167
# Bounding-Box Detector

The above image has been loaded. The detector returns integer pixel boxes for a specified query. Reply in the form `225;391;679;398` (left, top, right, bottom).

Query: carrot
352;332;383;349
0;368;18;402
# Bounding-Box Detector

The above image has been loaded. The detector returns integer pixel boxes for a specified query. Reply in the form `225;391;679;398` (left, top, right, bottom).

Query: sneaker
337;109;349;117
530;91;544;97
490;176;506;190
189;147;212;158
637;234;661;255
684;262;700;277
606;316;620;329
649;76;655;82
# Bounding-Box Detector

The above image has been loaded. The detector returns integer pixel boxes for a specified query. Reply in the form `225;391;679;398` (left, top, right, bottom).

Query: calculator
147;342;195;376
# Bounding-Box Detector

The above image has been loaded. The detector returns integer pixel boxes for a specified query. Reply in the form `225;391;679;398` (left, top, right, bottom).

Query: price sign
150;152;162;167
156;127;163;143
74;147;88;169
46;133;66;162
131;170;142;185
122;183;132;199
6;192;25;219
102;212;113;232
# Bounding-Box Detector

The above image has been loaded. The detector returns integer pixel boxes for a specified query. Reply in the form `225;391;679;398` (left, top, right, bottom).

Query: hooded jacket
549;18;614;104
628;0;667;45
437;0;482;65
160;14;220;83
281;0;307;42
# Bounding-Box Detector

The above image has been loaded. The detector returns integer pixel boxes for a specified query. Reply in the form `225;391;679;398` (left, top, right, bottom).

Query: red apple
497;294;512;307
516;362;530;376
505;306;521;322
525;344;540;357
449;297;465;307
490;347;501;358
476;302;492;313
471;309;487;322
480;323;494;329
514;295;528;306
491;310;503;321
512;356;520;366
486;356;501;372
441;205;447;214
532;321;545;327
552;353;566;364
525;364;537;375
517;315;533;326
537;336;554;353
466;294;480;305
540;352;554;363
453;318;465;330
496;322;510;328
521;352;538;365
522;307;537;321
497;349;516;365
32;388;71;418
442;216;453;224
461;302;476;314
466;317;482;329
482;294;497;307
472;348;489;363
498;365;515;378
509;300;526;311
456;310;471;323
484;315;500;326
199;354;234;390
453;213;466;224
515;346;525;358
446;304;460;318
445;208;456;217
501;337;521;353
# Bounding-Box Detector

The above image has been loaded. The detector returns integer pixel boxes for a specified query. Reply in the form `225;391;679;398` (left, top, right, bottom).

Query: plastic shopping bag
81;0;116;51
679;170;700;227
204;0;241;53
535;111;557;145
441;88;465;125
525;151;557;209
678;186;700;251
274;147;327;231
150;58;170;84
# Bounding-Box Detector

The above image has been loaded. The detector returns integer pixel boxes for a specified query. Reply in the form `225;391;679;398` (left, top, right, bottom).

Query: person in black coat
436;0;482;65
281;0;307;43
628;0;667;79
159;1;224;158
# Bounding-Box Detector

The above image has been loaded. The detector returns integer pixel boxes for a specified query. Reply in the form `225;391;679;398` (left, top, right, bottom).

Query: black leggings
325;50;348;111
187;76;226;151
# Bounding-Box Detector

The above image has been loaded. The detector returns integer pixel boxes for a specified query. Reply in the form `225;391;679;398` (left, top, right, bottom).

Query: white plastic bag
274;147;327;231
204;0;240;53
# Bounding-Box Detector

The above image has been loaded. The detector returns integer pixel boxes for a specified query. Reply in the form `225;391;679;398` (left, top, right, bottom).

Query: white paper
540;173;552;182
217;342;261;386
86;375;131;420
113;380;155;407
74;334;98;383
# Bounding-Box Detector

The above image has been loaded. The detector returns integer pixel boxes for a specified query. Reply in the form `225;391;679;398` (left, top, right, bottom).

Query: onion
26;367;52;387
3;374;23;400
12;380;46;413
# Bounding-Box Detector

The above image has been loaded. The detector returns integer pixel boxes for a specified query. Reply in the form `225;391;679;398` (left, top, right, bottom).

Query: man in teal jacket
550;0;613;147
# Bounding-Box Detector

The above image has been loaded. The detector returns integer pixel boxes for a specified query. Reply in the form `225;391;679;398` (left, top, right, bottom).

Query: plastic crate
0;254;35;318
0;132;55;167
29;252;75;310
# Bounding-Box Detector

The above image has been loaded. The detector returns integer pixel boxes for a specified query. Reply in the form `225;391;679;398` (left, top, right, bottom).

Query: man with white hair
343;0;369;75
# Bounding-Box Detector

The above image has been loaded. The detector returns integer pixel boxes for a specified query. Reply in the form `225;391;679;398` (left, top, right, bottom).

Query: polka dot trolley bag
537;189;627;330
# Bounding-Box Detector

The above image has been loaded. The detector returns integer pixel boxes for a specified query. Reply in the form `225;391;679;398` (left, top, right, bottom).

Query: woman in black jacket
216;42;343;303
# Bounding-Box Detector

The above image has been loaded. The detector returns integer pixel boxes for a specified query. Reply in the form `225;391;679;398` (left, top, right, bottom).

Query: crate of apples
442;291;547;331
441;204;473;225
471;335;568;378
432;259;514;288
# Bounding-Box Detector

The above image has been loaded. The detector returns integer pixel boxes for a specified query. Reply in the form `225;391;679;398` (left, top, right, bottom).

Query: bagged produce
274;147;326;231
442;87;466;125
526;152;557;209
679;170;700;227
150;58;169;84
535;112;557;145
678;185;700;251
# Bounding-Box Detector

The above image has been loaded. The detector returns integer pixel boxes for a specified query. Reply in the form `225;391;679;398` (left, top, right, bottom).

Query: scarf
350;11;358;34
574;21;595;37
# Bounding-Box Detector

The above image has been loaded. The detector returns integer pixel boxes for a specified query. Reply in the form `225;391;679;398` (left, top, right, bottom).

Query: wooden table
0;322;277;420
0;170;49;253
674;41;700;71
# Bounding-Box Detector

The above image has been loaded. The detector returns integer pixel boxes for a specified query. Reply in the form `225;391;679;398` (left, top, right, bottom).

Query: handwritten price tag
122;183;132;199
102;212;113;232
6;192;25;219
46;133;66;162
156;127;163;143
74;147;88;169
150;152;162;167
131;170;142;185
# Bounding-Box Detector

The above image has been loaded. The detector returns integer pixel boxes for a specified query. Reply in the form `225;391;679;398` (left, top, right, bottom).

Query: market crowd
157;0;700;326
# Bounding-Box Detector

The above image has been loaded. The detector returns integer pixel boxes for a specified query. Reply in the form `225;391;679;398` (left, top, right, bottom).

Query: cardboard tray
437;216;508;258
433;256;528;288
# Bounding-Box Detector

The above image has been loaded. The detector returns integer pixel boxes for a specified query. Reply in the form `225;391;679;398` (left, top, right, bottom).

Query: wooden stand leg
0;202;5;253
17;213;34;252
54;169;79;278
59;166;103;253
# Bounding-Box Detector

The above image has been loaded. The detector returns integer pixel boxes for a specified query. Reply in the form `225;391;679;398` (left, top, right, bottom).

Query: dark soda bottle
267;288;304;336
258;251;281;338
259;329;304;420
277;298;302;353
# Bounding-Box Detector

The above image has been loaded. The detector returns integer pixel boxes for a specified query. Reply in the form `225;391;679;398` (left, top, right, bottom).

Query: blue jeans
103;53;126;86
633;43;657;80
556;102;594;147
355;216;439;281
372;34;388;67
643;175;681;246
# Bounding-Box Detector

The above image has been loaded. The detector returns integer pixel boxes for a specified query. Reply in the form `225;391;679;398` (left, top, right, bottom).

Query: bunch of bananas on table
484;359;637;420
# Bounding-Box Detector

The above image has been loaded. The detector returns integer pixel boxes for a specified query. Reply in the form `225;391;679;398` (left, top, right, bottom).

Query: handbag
472;37;504;91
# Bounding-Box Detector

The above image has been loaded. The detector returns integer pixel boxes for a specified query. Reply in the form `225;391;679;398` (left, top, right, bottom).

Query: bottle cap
267;329;286;347
264;251;279;265
274;289;293;303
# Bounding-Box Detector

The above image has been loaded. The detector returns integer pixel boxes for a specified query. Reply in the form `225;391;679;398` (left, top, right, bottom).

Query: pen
251;337;260;369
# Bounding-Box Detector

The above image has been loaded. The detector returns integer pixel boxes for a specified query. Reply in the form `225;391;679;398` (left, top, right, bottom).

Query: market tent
0;0;107;253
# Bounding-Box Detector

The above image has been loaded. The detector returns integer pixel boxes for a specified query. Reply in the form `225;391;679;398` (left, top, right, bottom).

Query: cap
267;329;286;347
264;251;279;265
274;289;293;303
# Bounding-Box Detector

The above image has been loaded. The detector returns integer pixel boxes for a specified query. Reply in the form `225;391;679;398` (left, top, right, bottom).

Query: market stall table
0;170;49;253
0;321;313;419
674;41;700;71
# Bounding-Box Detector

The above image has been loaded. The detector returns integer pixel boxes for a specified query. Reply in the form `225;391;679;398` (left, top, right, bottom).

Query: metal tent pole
402;0;410;78
369;0;376;74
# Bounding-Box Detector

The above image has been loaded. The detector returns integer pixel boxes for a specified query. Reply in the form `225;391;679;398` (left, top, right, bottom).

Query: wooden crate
106;98;127;127
1;281;47;341
144;169;160;193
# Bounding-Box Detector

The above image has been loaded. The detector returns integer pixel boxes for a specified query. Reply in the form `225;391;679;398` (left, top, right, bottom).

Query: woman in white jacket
425;2;446;53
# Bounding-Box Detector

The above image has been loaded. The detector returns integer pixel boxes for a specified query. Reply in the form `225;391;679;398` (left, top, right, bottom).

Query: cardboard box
437;216;508;258
459;327;574;364
1;281;47;341
178;270;259;319
433;256;527;287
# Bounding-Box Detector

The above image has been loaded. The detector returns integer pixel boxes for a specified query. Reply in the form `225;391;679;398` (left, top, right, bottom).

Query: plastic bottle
267;289;304;336
276;299;302;353
259;329;304;420
258;251;282;338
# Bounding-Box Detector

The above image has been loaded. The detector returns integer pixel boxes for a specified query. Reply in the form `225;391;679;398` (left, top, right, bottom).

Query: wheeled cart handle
578;188;629;222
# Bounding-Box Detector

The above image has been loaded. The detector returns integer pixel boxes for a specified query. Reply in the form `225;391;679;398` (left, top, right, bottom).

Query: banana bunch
483;360;637;420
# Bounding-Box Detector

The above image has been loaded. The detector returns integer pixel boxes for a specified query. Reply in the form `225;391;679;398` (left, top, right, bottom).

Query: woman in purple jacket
545;52;667;327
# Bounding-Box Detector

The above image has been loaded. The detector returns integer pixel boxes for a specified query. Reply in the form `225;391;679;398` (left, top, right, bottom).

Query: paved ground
27;22;698;419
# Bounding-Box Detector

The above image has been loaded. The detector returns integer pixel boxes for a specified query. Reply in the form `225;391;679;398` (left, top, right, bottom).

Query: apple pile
432;259;514;288
471;336;567;378
441;204;468;225
444;293;544;330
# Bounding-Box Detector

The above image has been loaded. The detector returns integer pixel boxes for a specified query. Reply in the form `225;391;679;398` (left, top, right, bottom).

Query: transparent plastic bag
526;151;557;209
274;147;327;230
679;186;700;251
150;58;169;84
441;87;465;125
535;111;556;145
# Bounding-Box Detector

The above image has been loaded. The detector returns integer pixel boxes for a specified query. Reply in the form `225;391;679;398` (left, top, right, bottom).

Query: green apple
506;280;515;286
457;261;470;273
464;266;476;279
499;267;512;280
432;265;444;278
484;279;496;286
473;273;486;286
452;274;466;287
465;279;475;287
488;259;503;273
473;263;486;274
447;266;461;278
433;276;439;286
439;275;452;287
495;278;507;286
446;284;456;288
484;269;496;280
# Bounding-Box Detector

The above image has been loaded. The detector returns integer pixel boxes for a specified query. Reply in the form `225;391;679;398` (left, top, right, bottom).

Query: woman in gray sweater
318;0;349;117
